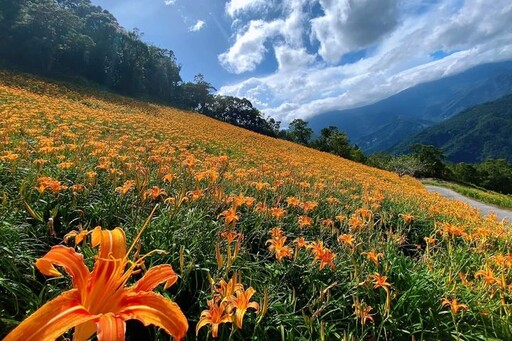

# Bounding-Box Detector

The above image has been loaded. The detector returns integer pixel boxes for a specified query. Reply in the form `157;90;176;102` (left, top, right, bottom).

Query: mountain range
391;94;512;163
308;61;512;154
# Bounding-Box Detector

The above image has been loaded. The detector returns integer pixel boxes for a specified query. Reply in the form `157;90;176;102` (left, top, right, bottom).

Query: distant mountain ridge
308;61;512;153
390;94;512;163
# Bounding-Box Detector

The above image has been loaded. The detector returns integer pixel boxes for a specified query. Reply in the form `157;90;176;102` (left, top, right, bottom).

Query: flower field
1;71;512;340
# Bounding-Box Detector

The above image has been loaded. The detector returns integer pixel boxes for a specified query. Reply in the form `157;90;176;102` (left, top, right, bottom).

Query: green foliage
203;95;277;137
314;126;352;158
367;153;425;177
422;180;512;210
449;159;512;194
410;144;447;178
288;119;313;145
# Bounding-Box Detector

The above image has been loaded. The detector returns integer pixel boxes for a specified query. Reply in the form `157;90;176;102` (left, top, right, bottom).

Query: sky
91;0;512;124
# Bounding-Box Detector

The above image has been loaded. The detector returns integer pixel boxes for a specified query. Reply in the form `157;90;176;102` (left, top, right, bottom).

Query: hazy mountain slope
309;61;512;152
357;117;433;153
392;94;512;163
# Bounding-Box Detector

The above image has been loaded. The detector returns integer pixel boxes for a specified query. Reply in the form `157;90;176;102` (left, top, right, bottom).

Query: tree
179;73;215;112
315;126;352;158
386;154;426;177
288;119;313;145
410;144;447;178
203;95;275;136
477;159;512;194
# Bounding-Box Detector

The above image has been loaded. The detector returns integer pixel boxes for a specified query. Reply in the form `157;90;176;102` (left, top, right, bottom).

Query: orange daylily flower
294;236;308;250
298;215;314;228
143;186;167;201
218;209;240;226
302;201;318;213
353;300;374;326
266;236;294;262
285;196;301;208
226;287;260;329
399;213;414;224
338;234;355;247
196;299;233;338
308;241;336;270
4;224;188;341
474;266;498;286
115;180;135;196
441;297;468;315
270;207;287;221
220;231;241;244
269;227;284;238
362;250;384;266
215;274;243;300
369;273;392;290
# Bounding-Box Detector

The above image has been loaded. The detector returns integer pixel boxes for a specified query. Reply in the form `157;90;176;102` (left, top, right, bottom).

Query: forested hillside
392;94;512;163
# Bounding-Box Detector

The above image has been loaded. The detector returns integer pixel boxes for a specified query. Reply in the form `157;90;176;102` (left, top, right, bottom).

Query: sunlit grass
423;179;512;210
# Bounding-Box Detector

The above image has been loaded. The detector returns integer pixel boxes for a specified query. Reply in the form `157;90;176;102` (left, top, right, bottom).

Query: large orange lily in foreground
5;220;188;340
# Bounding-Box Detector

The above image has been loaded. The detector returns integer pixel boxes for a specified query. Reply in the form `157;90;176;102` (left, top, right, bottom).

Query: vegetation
1;71;512;340
392;93;512;163
0;0;277;137
368;144;512;195
281;120;366;163
422;180;512;211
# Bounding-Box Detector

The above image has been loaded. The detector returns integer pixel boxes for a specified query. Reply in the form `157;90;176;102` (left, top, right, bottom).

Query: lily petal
119;291;188;340
131;264;178;292
35;245;90;291
74;320;96;341
195;315;212;336
4;289;98;341
96;313;126;341
92;227;127;259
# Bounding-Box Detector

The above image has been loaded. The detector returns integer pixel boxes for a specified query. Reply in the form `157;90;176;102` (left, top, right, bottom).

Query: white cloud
164;0;176;5
189;20;206;32
275;45;316;72
310;0;399;64
219;19;282;74
218;0;512;124
225;0;268;18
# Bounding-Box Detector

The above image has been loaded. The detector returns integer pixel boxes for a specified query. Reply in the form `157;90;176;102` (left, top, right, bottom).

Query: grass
1;70;512;340
423;179;512;210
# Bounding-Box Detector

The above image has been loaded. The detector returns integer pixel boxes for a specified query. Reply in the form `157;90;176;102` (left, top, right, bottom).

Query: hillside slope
1;71;512;340
392;94;512;163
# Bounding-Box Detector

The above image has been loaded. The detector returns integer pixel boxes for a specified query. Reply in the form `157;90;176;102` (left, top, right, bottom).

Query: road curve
425;185;512;222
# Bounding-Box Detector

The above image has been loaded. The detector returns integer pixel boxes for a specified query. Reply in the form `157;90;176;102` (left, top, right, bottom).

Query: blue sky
91;0;512;124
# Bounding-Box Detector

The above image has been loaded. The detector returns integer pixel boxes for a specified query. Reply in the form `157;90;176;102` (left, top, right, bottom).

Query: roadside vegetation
1;72;512;340
422;179;512;211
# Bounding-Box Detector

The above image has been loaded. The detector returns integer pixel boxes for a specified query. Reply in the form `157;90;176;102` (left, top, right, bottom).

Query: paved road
425;185;512;222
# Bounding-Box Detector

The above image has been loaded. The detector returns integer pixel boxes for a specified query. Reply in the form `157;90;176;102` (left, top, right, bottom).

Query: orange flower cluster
197;275;259;338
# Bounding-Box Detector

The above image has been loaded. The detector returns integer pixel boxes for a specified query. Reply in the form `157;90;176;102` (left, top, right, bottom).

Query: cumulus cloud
219;0;512;124
225;0;269;17
189;20;206;32
164;0;176;5
218;19;282;74
274;45;316;72
310;0;399;63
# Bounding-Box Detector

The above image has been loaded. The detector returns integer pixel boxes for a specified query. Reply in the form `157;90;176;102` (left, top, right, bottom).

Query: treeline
285;118;512;195
0;0;278;136
368;144;512;195
277;119;366;162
